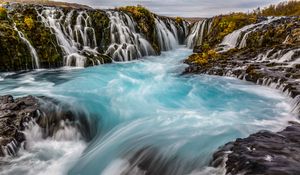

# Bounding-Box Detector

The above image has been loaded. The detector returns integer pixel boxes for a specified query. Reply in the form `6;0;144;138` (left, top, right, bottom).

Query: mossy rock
0;22;32;71
0;5;64;70
0;7;8;20
88;10;111;53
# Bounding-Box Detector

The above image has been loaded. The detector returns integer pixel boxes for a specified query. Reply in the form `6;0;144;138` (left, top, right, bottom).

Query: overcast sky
59;0;284;17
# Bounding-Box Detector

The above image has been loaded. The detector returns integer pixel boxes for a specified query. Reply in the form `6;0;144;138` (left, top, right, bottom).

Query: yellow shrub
118;6;151;20
187;49;219;66
175;17;183;24
0;7;7;20
208;49;219;59
24;16;34;30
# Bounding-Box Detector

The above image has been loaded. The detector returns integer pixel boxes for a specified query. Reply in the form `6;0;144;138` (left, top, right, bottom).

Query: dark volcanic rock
211;122;300;175
0;95;40;156
0;95;96;157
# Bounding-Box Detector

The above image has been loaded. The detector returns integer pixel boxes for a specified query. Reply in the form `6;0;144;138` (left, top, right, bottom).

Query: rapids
0;47;297;175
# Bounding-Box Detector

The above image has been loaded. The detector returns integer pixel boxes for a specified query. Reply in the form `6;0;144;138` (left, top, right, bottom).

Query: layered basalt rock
0;95;38;156
0;95;95;157
211;122;300;175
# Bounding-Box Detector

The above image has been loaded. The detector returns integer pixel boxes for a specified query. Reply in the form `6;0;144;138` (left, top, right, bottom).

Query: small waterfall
182;21;189;37
167;19;179;41
254;47;300;67
105;11;155;61
185;19;212;49
219;17;283;52
37;8;100;67
155;17;178;51
186;21;202;48
13;23;40;69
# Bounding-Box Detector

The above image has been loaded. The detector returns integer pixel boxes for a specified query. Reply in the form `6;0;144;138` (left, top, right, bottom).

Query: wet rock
0;95;39;156
211;122;300;175
0;95;96;157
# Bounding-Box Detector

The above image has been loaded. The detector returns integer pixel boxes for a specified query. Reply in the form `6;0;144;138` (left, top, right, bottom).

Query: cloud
58;0;283;17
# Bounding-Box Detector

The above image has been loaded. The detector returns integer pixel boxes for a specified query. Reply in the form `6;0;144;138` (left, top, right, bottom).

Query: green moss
0;5;64;71
0;22;32;71
88;10;111;53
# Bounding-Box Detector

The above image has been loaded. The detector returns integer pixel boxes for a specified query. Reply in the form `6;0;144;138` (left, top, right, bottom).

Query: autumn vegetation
0;7;7;20
255;0;300;16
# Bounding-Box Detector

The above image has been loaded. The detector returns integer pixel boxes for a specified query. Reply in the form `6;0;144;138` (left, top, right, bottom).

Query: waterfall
167;19;179;41
105;11;155;62
253;47;300;67
13;23;40;69
219;17;283;52
37;8;100;67
183;21;189;37
185;19;212;49
155;17;178;51
186;21;202;48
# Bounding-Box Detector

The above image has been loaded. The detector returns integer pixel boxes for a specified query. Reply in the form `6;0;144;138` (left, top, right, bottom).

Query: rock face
211;122;300;175
0;95;96;157
0;95;39;156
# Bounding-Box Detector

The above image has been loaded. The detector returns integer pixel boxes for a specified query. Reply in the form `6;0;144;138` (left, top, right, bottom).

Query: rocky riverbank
211;122;300;175
183;5;300;175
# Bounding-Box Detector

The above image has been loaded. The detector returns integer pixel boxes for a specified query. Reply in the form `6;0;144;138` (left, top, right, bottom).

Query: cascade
254;47;300;66
185;19;212;49
105;11;155;61
13;23;40;69
186;21;202;48
182;21;189;38
219;17;283;52
155;17;178;51
37;8;101;67
167;18;179;41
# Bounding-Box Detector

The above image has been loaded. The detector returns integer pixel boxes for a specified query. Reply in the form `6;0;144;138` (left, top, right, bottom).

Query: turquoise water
0;48;295;175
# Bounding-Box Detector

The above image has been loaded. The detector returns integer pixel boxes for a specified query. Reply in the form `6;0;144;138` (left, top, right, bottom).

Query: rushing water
0;47;296;175
37;8;100;67
105;11;155;61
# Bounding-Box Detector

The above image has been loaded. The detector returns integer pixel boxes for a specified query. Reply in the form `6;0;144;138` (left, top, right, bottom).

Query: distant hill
0;0;91;9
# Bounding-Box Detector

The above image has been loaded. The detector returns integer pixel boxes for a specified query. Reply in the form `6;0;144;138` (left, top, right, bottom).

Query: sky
59;0;284;17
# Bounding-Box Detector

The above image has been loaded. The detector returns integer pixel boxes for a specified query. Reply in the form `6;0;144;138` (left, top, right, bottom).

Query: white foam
0;121;86;175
